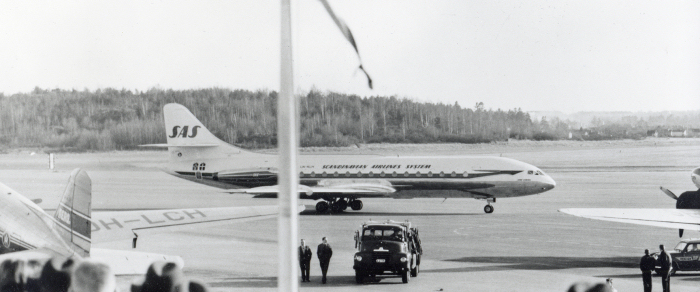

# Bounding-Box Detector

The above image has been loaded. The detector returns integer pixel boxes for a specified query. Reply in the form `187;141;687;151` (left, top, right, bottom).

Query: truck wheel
355;271;364;284
402;270;410;283
411;264;419;277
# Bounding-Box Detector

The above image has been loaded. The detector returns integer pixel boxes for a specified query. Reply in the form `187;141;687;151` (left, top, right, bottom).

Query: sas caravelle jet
560;167;700;237
0;168;286;274
147;103;556;214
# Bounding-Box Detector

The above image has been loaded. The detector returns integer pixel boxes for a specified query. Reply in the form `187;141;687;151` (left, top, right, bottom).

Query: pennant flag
319;0;373;89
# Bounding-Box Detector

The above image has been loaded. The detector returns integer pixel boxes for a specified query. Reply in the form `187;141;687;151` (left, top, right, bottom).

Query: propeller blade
661;187;678;200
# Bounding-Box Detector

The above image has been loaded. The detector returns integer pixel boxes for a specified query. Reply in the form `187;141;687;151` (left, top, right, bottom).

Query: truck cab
353;220;422;284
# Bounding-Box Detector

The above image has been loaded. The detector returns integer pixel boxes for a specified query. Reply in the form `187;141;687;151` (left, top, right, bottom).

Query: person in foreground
640;249;655;292
317;237;333;284
657;244;673;292
298;239;312;282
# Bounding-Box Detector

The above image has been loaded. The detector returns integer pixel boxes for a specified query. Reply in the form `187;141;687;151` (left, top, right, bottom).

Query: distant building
647;130;658;137
669;128;687;137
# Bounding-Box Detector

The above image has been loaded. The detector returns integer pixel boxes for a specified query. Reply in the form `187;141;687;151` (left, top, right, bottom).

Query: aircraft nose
542;175;556;191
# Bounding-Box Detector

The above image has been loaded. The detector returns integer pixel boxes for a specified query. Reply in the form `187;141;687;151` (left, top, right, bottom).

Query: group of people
0;257;206;292
298;237;333;284
640;245;673;292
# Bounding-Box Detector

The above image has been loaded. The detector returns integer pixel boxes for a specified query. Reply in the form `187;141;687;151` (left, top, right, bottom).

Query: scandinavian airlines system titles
321;164;431;169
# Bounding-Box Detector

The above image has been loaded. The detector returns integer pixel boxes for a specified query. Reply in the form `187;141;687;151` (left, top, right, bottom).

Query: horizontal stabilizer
559;208;700;231
90;248;184;275
91;204;301;244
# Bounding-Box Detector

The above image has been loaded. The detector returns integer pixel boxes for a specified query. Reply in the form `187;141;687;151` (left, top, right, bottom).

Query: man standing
640;249;655;292
317;237;333;284
658;244;673;292
298;239;312;282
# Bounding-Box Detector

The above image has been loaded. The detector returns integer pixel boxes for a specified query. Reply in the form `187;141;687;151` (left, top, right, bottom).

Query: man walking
640;249;655;292
658;244;673;292
298;239;312;282
317;237;333;284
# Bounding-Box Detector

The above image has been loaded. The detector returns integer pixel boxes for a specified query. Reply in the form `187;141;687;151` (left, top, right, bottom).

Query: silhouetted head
645;249;649;255
660;244;665;251
70;260;115;292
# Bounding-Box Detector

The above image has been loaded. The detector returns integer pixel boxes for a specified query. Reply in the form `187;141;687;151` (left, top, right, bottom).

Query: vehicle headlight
400;257;408;263
354;255;363;261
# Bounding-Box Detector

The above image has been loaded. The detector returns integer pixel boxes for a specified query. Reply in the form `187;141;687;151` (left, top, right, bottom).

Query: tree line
0;87;696;151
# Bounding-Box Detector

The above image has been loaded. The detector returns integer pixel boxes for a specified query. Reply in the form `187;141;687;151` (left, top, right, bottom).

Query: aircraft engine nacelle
676;191;700;209
692;167;700;189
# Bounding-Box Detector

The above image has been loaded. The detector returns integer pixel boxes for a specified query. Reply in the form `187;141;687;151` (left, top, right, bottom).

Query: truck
352;220;422;284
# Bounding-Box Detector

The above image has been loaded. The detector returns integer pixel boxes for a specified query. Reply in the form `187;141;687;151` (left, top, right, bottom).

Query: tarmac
1;139;700;291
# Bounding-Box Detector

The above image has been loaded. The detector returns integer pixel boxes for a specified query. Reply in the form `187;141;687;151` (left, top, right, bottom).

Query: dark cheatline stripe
177;170;522;181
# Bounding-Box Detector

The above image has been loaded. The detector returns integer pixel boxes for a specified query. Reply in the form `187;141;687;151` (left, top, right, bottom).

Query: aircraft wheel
337;200;348;210
350;200;363;211
315;201;329;213
484;205;494;213
330;202;343;213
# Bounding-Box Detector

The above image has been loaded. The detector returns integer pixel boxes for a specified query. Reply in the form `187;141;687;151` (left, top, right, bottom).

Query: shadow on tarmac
421;256;640;273
300;209;482;216
207;275;382;288
597;272;700;282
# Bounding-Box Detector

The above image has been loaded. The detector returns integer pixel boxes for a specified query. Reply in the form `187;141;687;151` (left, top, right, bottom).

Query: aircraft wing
559;208;700;231
90;248;184;275
0;248;184;275
225;183;396;195
91;205;286;244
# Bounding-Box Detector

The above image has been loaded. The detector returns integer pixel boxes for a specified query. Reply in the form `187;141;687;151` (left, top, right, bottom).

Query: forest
0;87;697;151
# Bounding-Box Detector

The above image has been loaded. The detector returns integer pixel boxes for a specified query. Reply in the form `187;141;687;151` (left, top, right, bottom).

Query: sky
1;0;699;113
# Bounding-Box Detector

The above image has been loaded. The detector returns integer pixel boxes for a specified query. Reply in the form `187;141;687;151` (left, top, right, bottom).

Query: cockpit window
527;170;534;175
536;171;543;175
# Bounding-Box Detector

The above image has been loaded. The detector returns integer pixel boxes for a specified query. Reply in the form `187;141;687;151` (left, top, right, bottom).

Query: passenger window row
299;171;469;178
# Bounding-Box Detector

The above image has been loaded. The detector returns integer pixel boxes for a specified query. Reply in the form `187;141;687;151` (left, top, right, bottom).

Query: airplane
560;167;700;237
0;168;287;274
145;103;556;214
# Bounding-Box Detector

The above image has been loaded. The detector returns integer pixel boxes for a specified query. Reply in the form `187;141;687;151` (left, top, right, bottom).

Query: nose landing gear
482;198;495;214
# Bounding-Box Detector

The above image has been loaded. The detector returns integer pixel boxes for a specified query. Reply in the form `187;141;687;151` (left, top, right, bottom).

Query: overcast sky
1;1;698;113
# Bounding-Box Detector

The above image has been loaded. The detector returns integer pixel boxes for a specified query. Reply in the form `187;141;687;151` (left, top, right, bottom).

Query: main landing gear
315;198;363;213
483;198;495;214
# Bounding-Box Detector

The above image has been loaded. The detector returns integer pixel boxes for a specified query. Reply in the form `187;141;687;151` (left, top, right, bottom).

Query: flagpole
278;0;299;291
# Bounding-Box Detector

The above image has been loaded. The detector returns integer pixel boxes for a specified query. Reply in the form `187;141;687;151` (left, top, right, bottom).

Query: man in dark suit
658;244;673;292
298;239;312;282
640;249;655;292
317;237;333;284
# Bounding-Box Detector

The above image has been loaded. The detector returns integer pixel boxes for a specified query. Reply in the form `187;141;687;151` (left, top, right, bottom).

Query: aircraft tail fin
159;103;262;156
54;168;92;257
